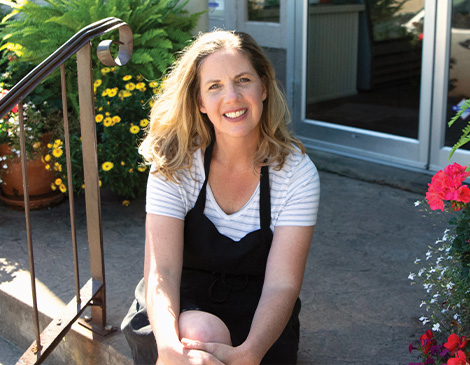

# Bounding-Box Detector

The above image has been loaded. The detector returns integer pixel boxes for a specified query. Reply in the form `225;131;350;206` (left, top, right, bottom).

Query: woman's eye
209;84;219;90
239;77;250;83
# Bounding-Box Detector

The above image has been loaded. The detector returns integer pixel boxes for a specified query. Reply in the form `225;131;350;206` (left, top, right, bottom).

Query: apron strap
194;141;271;231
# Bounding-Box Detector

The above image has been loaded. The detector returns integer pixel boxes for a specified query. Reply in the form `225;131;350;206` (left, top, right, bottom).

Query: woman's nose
224;83;241;102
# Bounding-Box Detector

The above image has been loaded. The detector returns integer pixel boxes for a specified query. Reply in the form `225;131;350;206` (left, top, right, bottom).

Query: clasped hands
156;339;259;365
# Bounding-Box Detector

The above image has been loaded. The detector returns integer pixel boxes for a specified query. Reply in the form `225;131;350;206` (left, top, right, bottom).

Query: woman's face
198;48;267;143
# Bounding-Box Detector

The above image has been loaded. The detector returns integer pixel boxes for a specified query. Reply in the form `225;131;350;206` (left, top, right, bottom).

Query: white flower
420;301;426;307
418;268;425;277
408;272;416;280
419;316;430;325
446;282;454;290
414;258;421;264
414;201;421;206
432;323;441;332
426;250;432;260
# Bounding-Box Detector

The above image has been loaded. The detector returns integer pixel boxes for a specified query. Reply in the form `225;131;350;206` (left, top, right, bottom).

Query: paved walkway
0;150;450;364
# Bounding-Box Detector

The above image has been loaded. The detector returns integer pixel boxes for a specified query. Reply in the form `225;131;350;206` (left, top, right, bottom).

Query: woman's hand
181;340;260;365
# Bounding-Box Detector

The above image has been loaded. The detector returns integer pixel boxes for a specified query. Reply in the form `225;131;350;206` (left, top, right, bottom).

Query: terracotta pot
0;143;64;210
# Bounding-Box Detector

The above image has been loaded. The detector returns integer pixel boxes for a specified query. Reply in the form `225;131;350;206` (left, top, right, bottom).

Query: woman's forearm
239;286;300;362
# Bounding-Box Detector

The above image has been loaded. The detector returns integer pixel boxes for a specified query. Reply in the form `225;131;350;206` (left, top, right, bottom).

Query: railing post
76;42;107;330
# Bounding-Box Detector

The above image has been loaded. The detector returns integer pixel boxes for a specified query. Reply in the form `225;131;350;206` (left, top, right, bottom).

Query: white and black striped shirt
146;147;320;242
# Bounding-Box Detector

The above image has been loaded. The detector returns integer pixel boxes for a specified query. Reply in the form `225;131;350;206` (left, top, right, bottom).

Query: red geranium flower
420;329;436;355
448;350;468;365
426;163;470;211
445;333;468;356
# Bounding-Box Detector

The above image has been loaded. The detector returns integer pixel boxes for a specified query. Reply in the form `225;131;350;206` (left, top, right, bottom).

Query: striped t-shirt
146;147;320;242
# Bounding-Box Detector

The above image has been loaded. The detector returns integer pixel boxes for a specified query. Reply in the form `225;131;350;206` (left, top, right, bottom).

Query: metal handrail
0;17;132;119
0;17;133;364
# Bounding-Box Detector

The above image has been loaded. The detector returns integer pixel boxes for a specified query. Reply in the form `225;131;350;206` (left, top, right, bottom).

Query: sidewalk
0;150;449;364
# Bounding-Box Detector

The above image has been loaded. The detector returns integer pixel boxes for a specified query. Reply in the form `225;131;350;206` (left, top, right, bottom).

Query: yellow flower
149;100;155;108
32;141;41;149
129;168;133;173
137;166;147;172
55;178;62;186
45;164;51;170
47;143;52;148
99;180;102;187
50;183;57;191
140;119;149;127
121;161;125;166
104;88;116;97
137;75;144;81
112;116;121;124
54;162;62;172
102;161;114;171
122;200;130;206
101;67;111;74
103;117;113;127
136;82;146;90
81;183;85;190
95;114;104;123
123;75;132;81
152;88;160;95
125;83;136;91
94;79;102;87
52;148;63;158
53;139;62;148
149;81;159;88
129;125;140;134
101;89;108;97
44;154;52;162
59;184;67;193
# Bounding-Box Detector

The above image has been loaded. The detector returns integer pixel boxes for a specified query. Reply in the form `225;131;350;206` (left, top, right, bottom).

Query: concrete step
0;270;132;365
0;333;24;365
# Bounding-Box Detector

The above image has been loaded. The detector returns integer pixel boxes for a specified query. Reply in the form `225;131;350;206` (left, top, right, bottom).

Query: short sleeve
273;153;320;227
145;169;186;220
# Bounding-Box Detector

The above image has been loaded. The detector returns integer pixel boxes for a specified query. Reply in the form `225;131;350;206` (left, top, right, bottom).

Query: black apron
122;143;301;364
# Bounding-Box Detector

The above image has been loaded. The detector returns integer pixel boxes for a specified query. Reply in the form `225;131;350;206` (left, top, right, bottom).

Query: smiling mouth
224;109;247;119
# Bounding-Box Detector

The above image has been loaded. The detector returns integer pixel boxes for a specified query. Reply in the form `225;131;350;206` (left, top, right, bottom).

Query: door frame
288;0;437;171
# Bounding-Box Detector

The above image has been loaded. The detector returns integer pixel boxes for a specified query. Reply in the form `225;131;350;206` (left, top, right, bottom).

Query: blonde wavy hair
139;29;305;182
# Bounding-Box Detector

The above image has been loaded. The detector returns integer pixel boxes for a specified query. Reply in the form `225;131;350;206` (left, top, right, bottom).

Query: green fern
448;99;470;158
1;0;200;113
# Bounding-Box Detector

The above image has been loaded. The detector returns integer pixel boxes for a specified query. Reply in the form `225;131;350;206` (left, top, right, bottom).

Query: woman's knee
179;310;232;345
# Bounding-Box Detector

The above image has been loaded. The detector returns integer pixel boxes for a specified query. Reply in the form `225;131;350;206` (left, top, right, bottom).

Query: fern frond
449;99;470;127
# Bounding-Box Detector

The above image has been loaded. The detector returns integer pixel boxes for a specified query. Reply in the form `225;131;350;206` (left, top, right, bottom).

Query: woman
122;30;320;364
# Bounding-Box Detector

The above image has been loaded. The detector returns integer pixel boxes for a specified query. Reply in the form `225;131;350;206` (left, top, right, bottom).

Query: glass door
291;0;435;169
429;0;470;170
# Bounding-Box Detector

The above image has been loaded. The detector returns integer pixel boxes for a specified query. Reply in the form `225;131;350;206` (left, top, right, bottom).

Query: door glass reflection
306;0;424;139
445;0;470;149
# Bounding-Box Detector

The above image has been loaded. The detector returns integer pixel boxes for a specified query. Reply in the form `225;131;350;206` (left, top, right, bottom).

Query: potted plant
408;101;470;364
0;88;64;209
1;0;201;204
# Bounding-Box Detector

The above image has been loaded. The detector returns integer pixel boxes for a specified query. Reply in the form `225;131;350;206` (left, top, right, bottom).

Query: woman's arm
240;225;314;361
183;225;314;364
144;213;226;364
144;213;185;362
